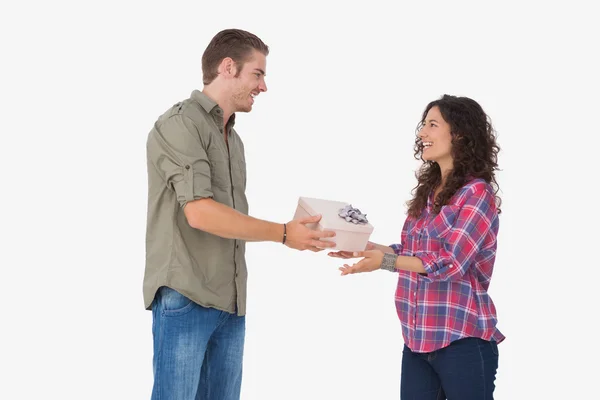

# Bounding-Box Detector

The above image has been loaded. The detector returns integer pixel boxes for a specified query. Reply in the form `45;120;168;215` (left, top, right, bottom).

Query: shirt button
236;244;239;249
414;292;417;297
185;165;190;170
449;264;454;268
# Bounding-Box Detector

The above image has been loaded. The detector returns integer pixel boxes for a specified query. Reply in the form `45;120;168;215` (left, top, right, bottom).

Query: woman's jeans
401;337;499;400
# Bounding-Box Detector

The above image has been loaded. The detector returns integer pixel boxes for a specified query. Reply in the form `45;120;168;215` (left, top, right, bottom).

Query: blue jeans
151;286;245;400
401;337;499;400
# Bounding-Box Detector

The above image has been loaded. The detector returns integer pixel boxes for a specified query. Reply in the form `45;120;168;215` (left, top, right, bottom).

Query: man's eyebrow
426;119;439;123
254;68;266;76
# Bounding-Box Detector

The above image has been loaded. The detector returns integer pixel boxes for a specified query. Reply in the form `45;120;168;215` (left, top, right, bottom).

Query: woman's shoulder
453;178;496;206
463;177;493;193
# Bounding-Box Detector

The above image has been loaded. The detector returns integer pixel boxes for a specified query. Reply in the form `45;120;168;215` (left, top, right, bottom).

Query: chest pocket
205;139;231;189
236;158;246;190
426;205;461;239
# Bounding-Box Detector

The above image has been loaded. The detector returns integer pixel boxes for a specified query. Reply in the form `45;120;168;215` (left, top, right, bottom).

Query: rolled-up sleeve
147;115;213;206
389;217;410;255
389;243;403;254
415;185;497;282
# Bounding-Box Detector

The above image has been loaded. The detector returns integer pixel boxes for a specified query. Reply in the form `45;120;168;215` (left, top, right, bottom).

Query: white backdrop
1;0;598;399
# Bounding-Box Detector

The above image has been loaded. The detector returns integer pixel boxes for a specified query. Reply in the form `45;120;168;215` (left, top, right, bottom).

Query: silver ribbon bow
338;204;369;224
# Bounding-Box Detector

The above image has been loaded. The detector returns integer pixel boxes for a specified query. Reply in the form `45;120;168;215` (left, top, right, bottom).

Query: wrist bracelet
282;223;287;244
380;252;398;272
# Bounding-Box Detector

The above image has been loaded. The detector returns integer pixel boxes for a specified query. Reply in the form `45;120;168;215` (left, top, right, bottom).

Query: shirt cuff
415;251;456;281
389;244;402;255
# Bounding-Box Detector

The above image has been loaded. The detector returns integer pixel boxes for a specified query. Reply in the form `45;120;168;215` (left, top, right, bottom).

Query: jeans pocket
490;340;499;356
159;287;196;317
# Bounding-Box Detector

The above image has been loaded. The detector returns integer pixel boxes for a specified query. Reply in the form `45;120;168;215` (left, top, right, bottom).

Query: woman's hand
327;241;376;259
338;249;385;276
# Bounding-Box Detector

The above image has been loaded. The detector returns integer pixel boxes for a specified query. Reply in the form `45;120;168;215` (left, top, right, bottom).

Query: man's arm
184;198;336;251
149;114;334;252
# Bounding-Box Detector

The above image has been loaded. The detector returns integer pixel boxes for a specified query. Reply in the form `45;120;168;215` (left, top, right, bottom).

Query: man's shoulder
182;93;211;118
151;95;211;135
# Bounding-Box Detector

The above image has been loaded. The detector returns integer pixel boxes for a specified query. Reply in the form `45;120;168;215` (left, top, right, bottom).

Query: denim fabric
401;337;499;400
151;286;245;400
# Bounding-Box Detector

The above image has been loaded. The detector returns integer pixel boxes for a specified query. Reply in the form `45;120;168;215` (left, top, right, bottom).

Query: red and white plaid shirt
389;178;505;353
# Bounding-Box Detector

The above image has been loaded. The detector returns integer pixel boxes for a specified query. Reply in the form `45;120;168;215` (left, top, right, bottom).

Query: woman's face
418;106;453;166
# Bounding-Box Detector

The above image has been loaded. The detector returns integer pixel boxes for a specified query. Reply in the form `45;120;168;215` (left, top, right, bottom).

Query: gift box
293;196;374;252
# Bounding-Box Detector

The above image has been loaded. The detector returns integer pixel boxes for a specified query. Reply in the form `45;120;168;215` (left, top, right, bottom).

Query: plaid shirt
389;178;505;353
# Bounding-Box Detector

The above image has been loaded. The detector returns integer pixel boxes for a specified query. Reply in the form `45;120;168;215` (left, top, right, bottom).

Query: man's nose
259;80;267;92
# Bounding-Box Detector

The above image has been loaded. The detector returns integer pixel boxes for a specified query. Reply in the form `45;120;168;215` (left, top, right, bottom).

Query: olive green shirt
144;90;249;315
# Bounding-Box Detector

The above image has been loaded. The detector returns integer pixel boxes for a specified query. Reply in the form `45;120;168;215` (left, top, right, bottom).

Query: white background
1;0;598;399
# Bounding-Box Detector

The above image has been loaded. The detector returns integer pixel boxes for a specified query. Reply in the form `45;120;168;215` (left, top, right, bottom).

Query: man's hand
338;249;384;275
284;215;336;252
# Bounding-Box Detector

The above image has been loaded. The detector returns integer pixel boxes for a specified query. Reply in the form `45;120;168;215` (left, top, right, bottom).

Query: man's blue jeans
151;286;245;400
401;337;499;400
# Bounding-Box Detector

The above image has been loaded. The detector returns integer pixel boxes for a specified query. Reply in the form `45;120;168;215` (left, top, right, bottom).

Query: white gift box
293;196;374;252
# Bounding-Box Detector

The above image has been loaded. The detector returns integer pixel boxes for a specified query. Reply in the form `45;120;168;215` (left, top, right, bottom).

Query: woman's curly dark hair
406;94;501;218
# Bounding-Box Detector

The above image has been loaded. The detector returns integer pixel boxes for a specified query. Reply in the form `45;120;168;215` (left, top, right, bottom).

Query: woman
329;94;504;399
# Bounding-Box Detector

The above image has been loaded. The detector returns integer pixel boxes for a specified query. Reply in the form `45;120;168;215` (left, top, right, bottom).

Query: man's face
231;50;268;113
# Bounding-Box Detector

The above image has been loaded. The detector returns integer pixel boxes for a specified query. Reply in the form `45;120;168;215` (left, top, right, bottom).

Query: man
144;29;336;400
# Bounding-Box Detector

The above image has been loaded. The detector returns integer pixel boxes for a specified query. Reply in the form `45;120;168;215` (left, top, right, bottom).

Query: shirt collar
191;90;236;129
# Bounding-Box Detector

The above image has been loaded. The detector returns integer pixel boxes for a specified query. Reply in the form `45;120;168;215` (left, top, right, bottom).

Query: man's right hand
284;215;336;252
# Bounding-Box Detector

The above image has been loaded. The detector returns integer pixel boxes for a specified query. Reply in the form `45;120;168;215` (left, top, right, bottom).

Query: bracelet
282;223;287;244
380;253;398;272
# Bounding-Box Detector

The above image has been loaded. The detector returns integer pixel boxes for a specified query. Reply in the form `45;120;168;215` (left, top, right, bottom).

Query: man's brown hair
202;29;269;85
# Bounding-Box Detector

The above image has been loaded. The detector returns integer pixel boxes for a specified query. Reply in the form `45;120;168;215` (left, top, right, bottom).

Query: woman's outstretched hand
327;241;376;259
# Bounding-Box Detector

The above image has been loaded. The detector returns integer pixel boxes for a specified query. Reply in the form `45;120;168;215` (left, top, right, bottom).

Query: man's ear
218;57;237;78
